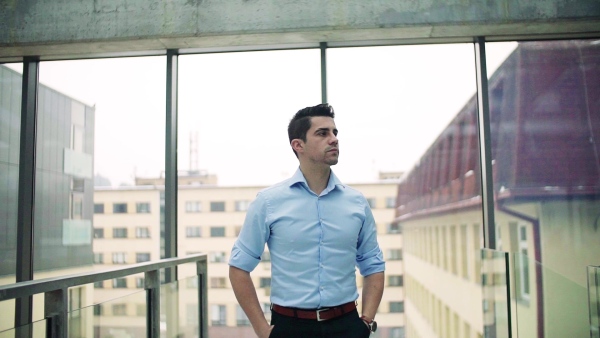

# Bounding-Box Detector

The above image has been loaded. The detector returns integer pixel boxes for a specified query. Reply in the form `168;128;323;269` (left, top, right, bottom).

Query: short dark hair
287;103;335;157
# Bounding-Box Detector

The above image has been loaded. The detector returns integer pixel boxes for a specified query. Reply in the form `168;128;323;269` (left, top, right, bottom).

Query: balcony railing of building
0;254;207;338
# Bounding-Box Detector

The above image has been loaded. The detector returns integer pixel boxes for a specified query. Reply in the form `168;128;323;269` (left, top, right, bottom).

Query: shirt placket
316;194;325;307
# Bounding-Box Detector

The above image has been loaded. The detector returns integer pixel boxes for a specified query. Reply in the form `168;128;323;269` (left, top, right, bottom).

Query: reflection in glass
160;276;202;338
0;63;22;331
82;288;147;337
514;253;589;337
487;40;600;338
481;249;510;338
589;266;600;338
0;318;46;338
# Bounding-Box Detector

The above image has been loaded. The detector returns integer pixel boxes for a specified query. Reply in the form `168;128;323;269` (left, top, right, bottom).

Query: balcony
0;254;207;338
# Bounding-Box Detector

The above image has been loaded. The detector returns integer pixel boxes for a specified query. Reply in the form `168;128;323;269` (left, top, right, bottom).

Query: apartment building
92;172;404;337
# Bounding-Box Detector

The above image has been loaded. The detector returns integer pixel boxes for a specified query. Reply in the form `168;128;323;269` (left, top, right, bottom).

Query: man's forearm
361;271;384;319
229;266;271;337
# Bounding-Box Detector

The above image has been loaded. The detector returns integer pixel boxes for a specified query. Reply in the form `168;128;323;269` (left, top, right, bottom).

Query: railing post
588;265;600;338
145;270;161;338
44;288;67;338
197;260;208;338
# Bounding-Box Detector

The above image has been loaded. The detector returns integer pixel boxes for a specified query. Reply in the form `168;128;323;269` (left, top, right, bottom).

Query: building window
385;197;396;209
235;226;242;236
390;327;406;338
136;202;151;213
387;249;403;260
137;304;146;317
136;253;151;263
235;200;250;212
112;278;127;288
259;278;271;288
113;228;127;238
93;253;104;264
388;275;404;287
113;203;127;213
211;305;227;326
516;223;531;302
210;252;226;263
94;281;104;289
186;226;202;238
262;303;271;316
93;305;103;316
93;228;104;239
389;301;404;313
136;227;150;238
187;277;199;289
185;201;201;213
387;223;402;234
136;277;145;288
186;303;199;326
71;193;83;219
366;198;376;209
210;201;225;212
210;226;225;237
112;304;127;316
236;305;251;326
261;251;271;262
210;277;227;288
94;203;104;214
112;252;127;264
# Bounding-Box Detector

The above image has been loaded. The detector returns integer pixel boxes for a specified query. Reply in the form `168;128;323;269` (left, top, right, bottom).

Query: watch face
371;321;377;332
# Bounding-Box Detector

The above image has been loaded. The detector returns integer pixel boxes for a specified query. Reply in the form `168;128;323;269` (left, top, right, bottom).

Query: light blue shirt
229;168;385;309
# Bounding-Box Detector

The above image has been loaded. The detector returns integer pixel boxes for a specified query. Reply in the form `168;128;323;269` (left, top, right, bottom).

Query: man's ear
291;139;304;154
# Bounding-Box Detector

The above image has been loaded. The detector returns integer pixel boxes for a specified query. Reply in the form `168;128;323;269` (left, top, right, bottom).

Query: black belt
271;301;357;321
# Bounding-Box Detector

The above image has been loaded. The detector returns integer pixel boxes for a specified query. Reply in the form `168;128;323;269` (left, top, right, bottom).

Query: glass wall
487;39;600;338
30;57;165;328
177;49;321;337
0;63;22;331
329;44;480;337
2;37;598;338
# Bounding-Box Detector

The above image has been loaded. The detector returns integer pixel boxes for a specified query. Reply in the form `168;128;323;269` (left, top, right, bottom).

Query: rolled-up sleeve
356;201;386;276
229;193;270;272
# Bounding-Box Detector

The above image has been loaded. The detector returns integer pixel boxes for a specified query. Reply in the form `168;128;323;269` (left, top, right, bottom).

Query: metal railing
0;254;208;338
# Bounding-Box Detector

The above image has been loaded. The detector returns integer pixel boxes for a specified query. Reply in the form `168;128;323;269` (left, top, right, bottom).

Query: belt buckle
316;308;329;321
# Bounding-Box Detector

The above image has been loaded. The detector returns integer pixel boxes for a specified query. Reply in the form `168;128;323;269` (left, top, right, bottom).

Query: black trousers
268;308;371;338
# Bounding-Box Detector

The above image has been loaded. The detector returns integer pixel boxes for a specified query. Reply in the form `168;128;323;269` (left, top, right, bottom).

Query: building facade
92;173;404;337
396;40;600;338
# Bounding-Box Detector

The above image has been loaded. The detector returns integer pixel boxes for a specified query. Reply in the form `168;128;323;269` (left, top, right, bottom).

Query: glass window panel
329;44;480;335
0;63;22;297
178;49;320;336
210;226;225;237
34;57;165;298
487;39;600;338
33;57;165;325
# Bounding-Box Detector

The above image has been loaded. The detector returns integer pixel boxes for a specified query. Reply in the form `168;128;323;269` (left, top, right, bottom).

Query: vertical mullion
15;57;39;332
320;42;328;104
197;260;208;338
164;50;179;282
474;37;497;249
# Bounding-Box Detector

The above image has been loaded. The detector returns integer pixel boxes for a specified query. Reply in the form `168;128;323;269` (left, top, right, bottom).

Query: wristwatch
360;315;377;333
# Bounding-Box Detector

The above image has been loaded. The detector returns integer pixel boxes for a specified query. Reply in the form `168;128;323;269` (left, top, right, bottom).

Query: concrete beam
1;0;599;61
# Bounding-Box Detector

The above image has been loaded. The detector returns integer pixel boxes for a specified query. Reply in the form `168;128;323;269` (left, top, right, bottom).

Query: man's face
298;116;339;166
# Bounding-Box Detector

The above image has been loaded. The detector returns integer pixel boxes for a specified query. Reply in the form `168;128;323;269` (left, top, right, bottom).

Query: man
229;103;385;338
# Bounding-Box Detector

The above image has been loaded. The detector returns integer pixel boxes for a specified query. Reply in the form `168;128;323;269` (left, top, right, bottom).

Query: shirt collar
288;167;345;194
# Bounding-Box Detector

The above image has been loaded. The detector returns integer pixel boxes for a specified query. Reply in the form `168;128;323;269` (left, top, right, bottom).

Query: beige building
92;172;404;337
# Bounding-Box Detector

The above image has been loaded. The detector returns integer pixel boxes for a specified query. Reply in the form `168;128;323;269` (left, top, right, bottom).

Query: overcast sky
7;42;516;187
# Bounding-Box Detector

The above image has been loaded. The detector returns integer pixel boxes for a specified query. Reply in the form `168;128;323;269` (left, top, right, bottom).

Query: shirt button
320;286;324;290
